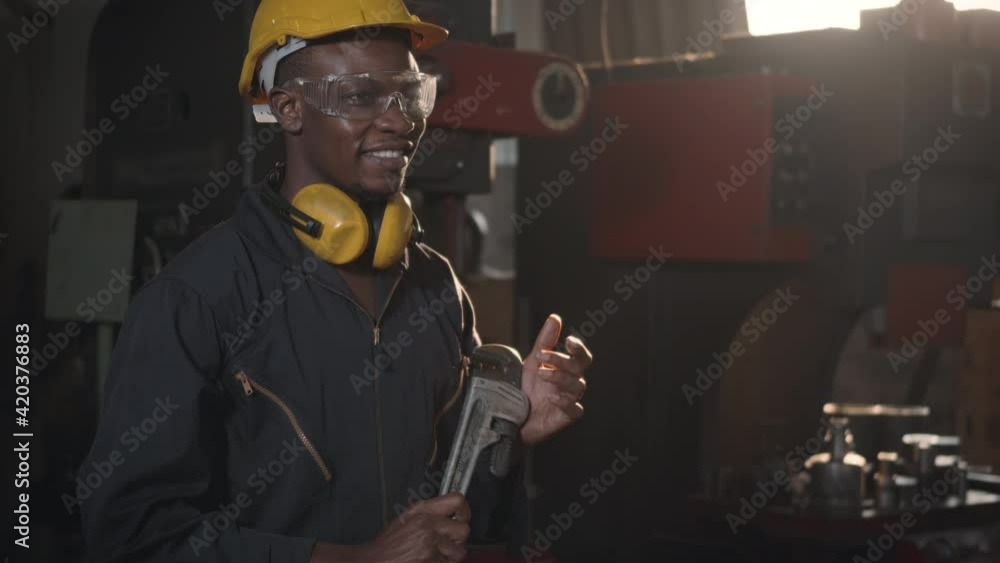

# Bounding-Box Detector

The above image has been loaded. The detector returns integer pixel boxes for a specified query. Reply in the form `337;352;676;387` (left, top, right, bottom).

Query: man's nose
376;93;416;133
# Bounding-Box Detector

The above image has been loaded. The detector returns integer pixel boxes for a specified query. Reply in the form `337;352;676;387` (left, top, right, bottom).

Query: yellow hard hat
239;0;449;105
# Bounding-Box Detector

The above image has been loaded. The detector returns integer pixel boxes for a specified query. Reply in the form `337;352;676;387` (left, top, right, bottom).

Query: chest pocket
231;368;334;482
222;337;334;484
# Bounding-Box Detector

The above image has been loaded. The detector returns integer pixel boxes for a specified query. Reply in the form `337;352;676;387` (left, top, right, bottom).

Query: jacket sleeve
79;279;317;563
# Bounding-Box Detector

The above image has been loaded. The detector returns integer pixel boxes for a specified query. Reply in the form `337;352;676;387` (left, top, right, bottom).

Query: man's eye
344;92;378;105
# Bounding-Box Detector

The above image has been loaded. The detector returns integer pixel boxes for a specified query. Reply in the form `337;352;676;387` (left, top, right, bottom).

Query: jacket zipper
234;370;333;482
371;325;389;529
309;272;403;529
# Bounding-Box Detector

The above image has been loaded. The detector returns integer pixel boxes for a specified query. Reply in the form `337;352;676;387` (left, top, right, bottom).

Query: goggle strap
259;37;309;95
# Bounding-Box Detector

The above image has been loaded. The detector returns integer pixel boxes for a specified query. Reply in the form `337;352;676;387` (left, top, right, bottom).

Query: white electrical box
45;200;138;323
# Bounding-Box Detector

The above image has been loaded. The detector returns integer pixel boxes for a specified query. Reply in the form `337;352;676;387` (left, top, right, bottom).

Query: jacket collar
234;183;410;296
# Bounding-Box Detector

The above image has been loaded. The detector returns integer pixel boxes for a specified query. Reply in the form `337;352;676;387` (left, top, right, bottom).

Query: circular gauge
532;62;588;133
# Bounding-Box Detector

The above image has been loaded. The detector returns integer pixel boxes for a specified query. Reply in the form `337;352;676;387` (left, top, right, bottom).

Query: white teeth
369;150;404;159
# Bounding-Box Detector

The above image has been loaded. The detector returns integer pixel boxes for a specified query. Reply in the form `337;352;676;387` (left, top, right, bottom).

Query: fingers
565;335;594;366
529;315;594;374
398;496;470;562
436;538;468;562
416;493;471;521
546;398;585;421
537;367;587;399
530;314;562;358
538;349;589;376
546;392;576;409
432;516;471;544
426;501;469;562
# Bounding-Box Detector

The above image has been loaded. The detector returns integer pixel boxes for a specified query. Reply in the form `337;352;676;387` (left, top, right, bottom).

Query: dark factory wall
543;0;750;65
5;1;1000;563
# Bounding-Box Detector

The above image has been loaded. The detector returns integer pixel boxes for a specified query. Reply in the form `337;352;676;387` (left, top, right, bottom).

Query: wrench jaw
489;391;530;479
439;345;530;496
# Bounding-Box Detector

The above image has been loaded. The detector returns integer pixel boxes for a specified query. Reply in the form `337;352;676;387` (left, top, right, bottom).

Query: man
79;1;591;561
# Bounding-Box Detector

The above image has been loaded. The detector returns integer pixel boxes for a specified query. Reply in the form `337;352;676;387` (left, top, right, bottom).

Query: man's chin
366;172;407;196
356;179;405;203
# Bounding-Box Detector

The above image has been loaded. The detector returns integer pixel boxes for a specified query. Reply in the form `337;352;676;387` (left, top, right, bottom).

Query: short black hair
274;27;413;88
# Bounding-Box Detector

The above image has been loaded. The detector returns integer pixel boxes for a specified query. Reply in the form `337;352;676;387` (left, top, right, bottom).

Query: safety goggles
283;70;438;121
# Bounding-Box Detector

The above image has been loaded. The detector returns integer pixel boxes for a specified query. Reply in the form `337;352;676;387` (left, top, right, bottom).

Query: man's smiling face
272;30;426;200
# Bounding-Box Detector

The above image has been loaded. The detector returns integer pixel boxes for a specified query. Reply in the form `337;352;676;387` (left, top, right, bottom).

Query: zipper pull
235;371;254;397
373;325;381;347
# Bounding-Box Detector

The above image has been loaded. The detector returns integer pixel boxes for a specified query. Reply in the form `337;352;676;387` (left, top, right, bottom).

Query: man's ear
269;87;304;134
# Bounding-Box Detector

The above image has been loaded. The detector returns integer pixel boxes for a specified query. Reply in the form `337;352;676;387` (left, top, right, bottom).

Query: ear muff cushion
372;192;415;269
290;184;369;264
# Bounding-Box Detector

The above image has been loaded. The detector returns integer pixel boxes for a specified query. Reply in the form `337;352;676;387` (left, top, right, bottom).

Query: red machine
516;4;1000;562
590;74;815;262
426;41;589;137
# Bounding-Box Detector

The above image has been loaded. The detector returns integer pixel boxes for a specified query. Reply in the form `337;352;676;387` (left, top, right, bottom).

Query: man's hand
520;314;592;447
358;493;470;563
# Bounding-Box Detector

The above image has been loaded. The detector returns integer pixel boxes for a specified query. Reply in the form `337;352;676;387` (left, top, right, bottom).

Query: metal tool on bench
439;344;530;496
803;416;869;516
796;403;930;516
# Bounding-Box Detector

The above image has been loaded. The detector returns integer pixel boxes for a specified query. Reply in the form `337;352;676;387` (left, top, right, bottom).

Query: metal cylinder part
876;451;899;513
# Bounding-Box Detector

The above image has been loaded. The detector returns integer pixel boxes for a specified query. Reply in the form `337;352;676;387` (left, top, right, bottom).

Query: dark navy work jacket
80;184;506;562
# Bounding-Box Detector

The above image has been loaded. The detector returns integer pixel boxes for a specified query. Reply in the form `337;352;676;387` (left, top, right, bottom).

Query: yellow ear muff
290;184;369;264
372;192;415;269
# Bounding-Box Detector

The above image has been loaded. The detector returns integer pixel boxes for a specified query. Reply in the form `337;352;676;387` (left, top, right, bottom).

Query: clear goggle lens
288;71;437;121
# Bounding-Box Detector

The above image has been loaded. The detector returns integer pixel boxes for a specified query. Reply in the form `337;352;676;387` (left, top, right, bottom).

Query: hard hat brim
239;20;448;105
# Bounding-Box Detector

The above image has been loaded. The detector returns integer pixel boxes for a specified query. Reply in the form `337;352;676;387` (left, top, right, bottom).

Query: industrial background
3;0;1000;561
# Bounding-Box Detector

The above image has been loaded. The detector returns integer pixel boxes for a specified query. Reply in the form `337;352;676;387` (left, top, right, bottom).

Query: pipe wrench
439;344;529;496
